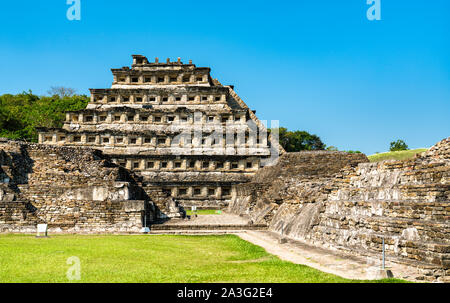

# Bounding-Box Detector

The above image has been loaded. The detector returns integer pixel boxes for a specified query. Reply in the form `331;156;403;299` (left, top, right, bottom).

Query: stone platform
149;213;267;233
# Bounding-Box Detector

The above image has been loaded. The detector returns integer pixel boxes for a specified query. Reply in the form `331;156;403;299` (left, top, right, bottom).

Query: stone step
326;242;447;272
331;199;449;204
148;230;245;235
150;224;267;231
363;215;450;228
323;213;450;227
313;226;449;265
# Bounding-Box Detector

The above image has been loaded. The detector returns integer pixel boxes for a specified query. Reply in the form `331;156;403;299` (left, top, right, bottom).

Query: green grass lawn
368;148;428;162
0;234;405;283
185;209;223;216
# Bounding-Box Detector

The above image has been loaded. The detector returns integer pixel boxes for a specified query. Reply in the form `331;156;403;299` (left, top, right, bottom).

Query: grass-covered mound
0;234;405;283
368;149;428;162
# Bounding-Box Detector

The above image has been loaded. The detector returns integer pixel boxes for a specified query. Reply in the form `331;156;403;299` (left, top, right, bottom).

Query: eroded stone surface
0;141;149;233
228;138;450;281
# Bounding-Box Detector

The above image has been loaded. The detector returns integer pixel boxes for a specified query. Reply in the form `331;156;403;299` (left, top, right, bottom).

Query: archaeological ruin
1;55;279;230
229;137;450;282
36;55;280;218
0;55;448;281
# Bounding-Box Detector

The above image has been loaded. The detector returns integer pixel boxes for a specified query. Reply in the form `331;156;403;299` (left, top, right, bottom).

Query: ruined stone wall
229;151;368;223
228;138;450;281
0;141;149;233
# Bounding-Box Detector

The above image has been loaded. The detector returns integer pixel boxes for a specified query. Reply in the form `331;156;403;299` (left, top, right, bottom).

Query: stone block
123;200;145;212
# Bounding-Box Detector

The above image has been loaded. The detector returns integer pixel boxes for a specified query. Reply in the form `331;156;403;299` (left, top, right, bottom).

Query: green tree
0;90;89;142
269;127;326;152
390;139;409;152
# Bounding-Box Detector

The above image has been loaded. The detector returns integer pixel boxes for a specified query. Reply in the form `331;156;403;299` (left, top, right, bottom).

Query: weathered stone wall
0;140;150;233
229;151;368;224
228;138;450;281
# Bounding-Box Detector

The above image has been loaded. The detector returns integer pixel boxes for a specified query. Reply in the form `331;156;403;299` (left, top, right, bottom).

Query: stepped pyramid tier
38;55;283;216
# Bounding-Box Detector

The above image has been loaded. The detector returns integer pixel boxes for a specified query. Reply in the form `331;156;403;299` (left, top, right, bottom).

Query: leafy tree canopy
269;127;326;152
0;89;89;142
390;139;409;152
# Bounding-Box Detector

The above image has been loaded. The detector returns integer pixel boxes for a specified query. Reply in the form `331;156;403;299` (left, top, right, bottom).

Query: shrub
390;140;409;152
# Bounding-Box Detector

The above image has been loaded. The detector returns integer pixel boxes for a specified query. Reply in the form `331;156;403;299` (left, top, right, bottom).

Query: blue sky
0;0;448;154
